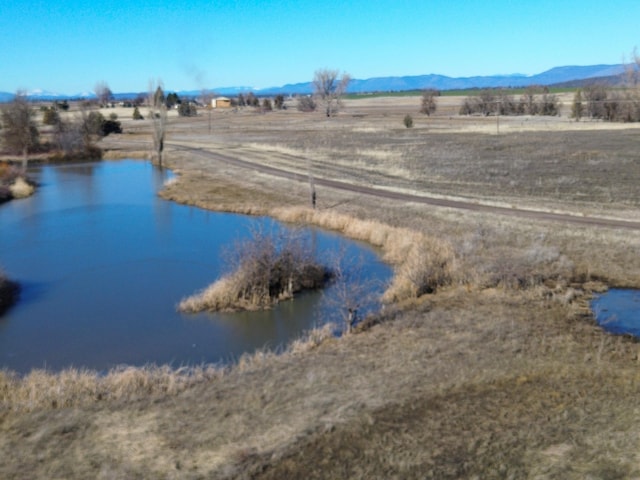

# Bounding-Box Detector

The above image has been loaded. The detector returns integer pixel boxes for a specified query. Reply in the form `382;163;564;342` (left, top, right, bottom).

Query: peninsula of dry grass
3;94;640;478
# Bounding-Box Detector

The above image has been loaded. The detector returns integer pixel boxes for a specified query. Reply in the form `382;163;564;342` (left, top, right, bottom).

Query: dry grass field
3;94;640;478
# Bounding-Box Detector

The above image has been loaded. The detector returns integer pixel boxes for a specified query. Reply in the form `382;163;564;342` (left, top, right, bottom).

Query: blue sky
1;0;639;94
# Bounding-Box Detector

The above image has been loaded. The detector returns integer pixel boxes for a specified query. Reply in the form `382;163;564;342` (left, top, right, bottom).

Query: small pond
591;289;640;337
0;160;392;374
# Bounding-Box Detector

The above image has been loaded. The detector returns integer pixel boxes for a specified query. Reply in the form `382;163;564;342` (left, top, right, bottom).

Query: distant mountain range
0;64;629;102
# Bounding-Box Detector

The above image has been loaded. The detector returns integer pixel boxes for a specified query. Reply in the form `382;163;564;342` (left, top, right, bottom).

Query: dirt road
120;137;640;232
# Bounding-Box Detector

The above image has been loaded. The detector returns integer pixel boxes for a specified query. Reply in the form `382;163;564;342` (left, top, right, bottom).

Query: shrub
262;98;273;112
297;95;317;112
132;106;144;120
245;92;260;107
42;107;60;126
178;103;198;117
179;227;330;312
101;119;122;135
420;89;438;115
56;100;69;111
403;114;413;128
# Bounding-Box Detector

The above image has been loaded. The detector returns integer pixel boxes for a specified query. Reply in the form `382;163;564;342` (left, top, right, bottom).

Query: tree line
571;84;640;122
0;93;122;169
459;87;560;116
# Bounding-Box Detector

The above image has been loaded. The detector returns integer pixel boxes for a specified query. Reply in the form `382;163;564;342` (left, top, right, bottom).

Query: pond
591;289;640;337
0;160;392;374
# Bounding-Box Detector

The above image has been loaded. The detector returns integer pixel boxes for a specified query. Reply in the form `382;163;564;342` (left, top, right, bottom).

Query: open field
4;94;640;478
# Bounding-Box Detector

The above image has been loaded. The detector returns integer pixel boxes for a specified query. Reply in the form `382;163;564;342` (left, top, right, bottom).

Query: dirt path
115;137;640;232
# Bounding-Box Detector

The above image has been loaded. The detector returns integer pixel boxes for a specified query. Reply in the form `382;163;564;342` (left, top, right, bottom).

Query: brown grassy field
3;94;640;478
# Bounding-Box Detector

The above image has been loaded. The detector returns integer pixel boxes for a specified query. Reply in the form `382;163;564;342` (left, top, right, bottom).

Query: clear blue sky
1;0;639;94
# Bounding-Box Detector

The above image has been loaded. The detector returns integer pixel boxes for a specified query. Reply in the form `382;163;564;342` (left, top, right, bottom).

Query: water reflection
0;160;391;373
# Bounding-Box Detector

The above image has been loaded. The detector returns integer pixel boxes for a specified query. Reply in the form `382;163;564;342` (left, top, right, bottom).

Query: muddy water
0;160;391;373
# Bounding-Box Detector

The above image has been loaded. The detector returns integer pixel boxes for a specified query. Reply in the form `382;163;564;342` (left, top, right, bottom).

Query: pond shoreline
0;159;392;374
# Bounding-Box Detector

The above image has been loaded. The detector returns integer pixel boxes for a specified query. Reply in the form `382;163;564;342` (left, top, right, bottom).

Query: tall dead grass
0;320;340;413
273;207;458;302
0;162;32;201
8;176;35;199
0;364;223;412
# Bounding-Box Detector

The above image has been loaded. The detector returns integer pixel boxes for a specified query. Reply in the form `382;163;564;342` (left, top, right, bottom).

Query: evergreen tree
571;89;584;121
133;106;144;120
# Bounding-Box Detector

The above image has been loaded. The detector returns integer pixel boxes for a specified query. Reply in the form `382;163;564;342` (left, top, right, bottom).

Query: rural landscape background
2;67;640;477
4;0;640;477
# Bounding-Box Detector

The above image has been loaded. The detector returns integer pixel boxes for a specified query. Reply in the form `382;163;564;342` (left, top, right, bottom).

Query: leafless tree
94;81;113;107
583;84;608;119
623;47;640;87
324;248;383;334
313;68;351;117
420;89;439;115
297;95;317;112
148;80;167;166
223;224;328;307
0;91;39;170
50;104;105;159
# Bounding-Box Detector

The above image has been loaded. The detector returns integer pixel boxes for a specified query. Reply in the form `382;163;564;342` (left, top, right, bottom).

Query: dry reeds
272;207;458;302
8;176;34;199
0;364;223;412
0;162;30;201
0;320;341;413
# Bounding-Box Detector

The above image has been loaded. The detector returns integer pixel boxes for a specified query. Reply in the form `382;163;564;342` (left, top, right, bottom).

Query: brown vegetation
0;161;33;202
179;227;330;312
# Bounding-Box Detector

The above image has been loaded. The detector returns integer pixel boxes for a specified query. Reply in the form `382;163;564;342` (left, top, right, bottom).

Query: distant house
211;97;231;108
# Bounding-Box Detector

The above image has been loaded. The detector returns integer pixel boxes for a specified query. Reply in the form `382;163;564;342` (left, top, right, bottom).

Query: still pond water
0;160;391;374
592;289;640;337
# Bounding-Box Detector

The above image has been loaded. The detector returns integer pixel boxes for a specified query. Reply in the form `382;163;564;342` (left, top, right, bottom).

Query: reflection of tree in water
52;163;98;205
324;247;387;333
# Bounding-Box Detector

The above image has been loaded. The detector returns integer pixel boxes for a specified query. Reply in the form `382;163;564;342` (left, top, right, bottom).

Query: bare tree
297;95;317;112
94;81;113;107
324;249;382;334
0;91;39;170
420;89;439;115
623;47;640;88
148;80;167;167
313;68;351;117
583;85;608;119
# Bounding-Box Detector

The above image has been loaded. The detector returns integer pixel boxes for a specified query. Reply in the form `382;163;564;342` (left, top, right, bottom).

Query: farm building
212;97;231;108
